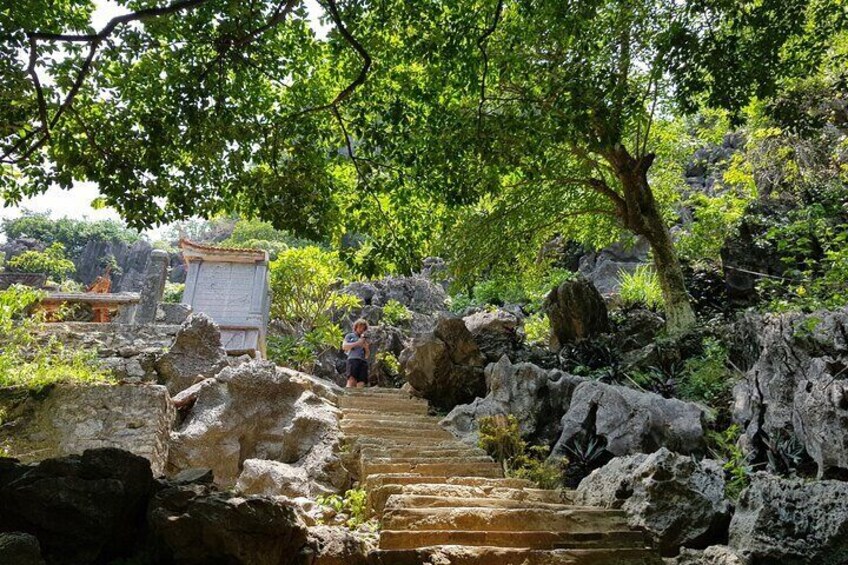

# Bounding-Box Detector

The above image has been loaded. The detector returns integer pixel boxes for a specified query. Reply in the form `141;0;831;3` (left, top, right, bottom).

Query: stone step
362;461;504;479
339;396;428;409
341;408;435;418
368;547;663;565
339;415;440;431
344;426;455;441
342;413;439;424
382;507;630;533
369;484;571;516
369;456;495;467
385;494;576;511
347;436;470;449
360;446;488;460
364;474;533;490
378;529;651;551
344;387;411;396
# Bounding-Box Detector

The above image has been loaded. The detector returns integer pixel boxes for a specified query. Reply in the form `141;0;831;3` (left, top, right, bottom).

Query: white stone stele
179;239;270;358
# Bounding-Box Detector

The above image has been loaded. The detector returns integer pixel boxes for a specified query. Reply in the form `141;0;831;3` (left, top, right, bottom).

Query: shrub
162;282;184;304
707;424;751;500
219;219;322;259
381;299;412;326
477;414;565;489
316;488;369;529
524;313;551;345
0;286;110;391
618;265;664;310
7;242;76;281
376;351;400;374
679;337;733;405
268;246;358;333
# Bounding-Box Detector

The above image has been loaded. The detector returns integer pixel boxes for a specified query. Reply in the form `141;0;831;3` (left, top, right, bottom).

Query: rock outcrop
168;361;348;497
400;316;486;410
154;313;229;395
669;546;747;565
732;309;848;478
305;525;371;565
442;357;585;445
0;384;175;475
543;276;610;349
0;448;312;565
553;380;707;458
463;309;522;363
577;237;650;295
575;448;729;555
729;473;848;564
148;481;309;564
0;448;153;564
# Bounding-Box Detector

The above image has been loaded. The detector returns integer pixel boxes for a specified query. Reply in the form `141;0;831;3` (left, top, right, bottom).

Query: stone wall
0;384;175;475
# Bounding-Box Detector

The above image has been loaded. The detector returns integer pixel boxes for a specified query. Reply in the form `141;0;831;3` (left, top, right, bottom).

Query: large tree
2;0;843;325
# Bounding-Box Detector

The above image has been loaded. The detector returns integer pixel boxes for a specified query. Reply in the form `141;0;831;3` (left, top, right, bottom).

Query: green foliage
524;313;551;346
162;283;184;304
451;266;576;313
381;299;412;326
477;415;564;490
6;242;76;281
679;338;734;406
219;218;322;259
0;285;110;391
0;213;140;256
268;246;358;333
618;266;664;310
316;488;369;529
266;317;345;373
707;424;751;500
375;351;400;374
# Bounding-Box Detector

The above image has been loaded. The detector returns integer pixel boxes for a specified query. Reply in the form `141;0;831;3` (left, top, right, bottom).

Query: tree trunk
608;146;696;334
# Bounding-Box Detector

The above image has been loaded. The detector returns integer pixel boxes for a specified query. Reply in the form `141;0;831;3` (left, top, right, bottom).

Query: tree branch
324;0;372;106
477;0;504;128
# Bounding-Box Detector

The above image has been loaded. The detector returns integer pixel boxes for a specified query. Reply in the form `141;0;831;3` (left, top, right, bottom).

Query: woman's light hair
353;318;369;329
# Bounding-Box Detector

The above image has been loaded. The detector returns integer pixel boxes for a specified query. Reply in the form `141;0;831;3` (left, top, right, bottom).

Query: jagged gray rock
400;316;486;410
732;308;848;477
577;237;650;295
575;448;729;555
442;357;585;445
463;309;522;363
305;525;371;565
543;276;610;349
148;482;309;564
341;274;448;316
155;313;229;395
553;380;707;458
669;546;748;565
729;473;848;564
168;361;348;497
0;448;153;564
0;383;175;475
0;532;45;565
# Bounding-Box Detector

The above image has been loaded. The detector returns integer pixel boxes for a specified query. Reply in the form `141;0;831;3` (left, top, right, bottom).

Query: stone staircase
339;387;662;565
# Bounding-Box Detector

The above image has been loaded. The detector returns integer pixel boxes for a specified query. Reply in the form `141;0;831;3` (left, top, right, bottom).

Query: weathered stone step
364;474;533;490
342;413;439;424
385;494;576;511
363;461;504;479
378;529;651;550
344;426;454;441
360;446;488;460
369;484;571;516
344;387;411;396
368;547;662;565
340;418;447;432
383;507;629;533
347;436;470;449
339;395;428;407
369;456;494;467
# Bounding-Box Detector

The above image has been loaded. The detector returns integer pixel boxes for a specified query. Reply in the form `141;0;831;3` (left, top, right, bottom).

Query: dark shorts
347;358;368;383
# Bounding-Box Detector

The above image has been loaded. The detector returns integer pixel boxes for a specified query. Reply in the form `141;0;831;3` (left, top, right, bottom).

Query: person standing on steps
343;318;370;388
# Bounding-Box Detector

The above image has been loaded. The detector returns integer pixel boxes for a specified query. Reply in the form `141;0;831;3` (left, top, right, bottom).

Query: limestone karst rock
0;448;153;564
168;360;348;498
575;448;729;556
462;309;522;363
733;308;848;478
399;316;486;410
441;356;584;446
0;532;45;565
148;481;309;565
552;380;708;458
154;313;229;395
543;276;610;349
729;473;848;563
0;383;175;475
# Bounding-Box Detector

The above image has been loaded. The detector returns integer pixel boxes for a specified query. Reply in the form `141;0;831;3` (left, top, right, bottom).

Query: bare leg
346;376;357;388
356;381;365;388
